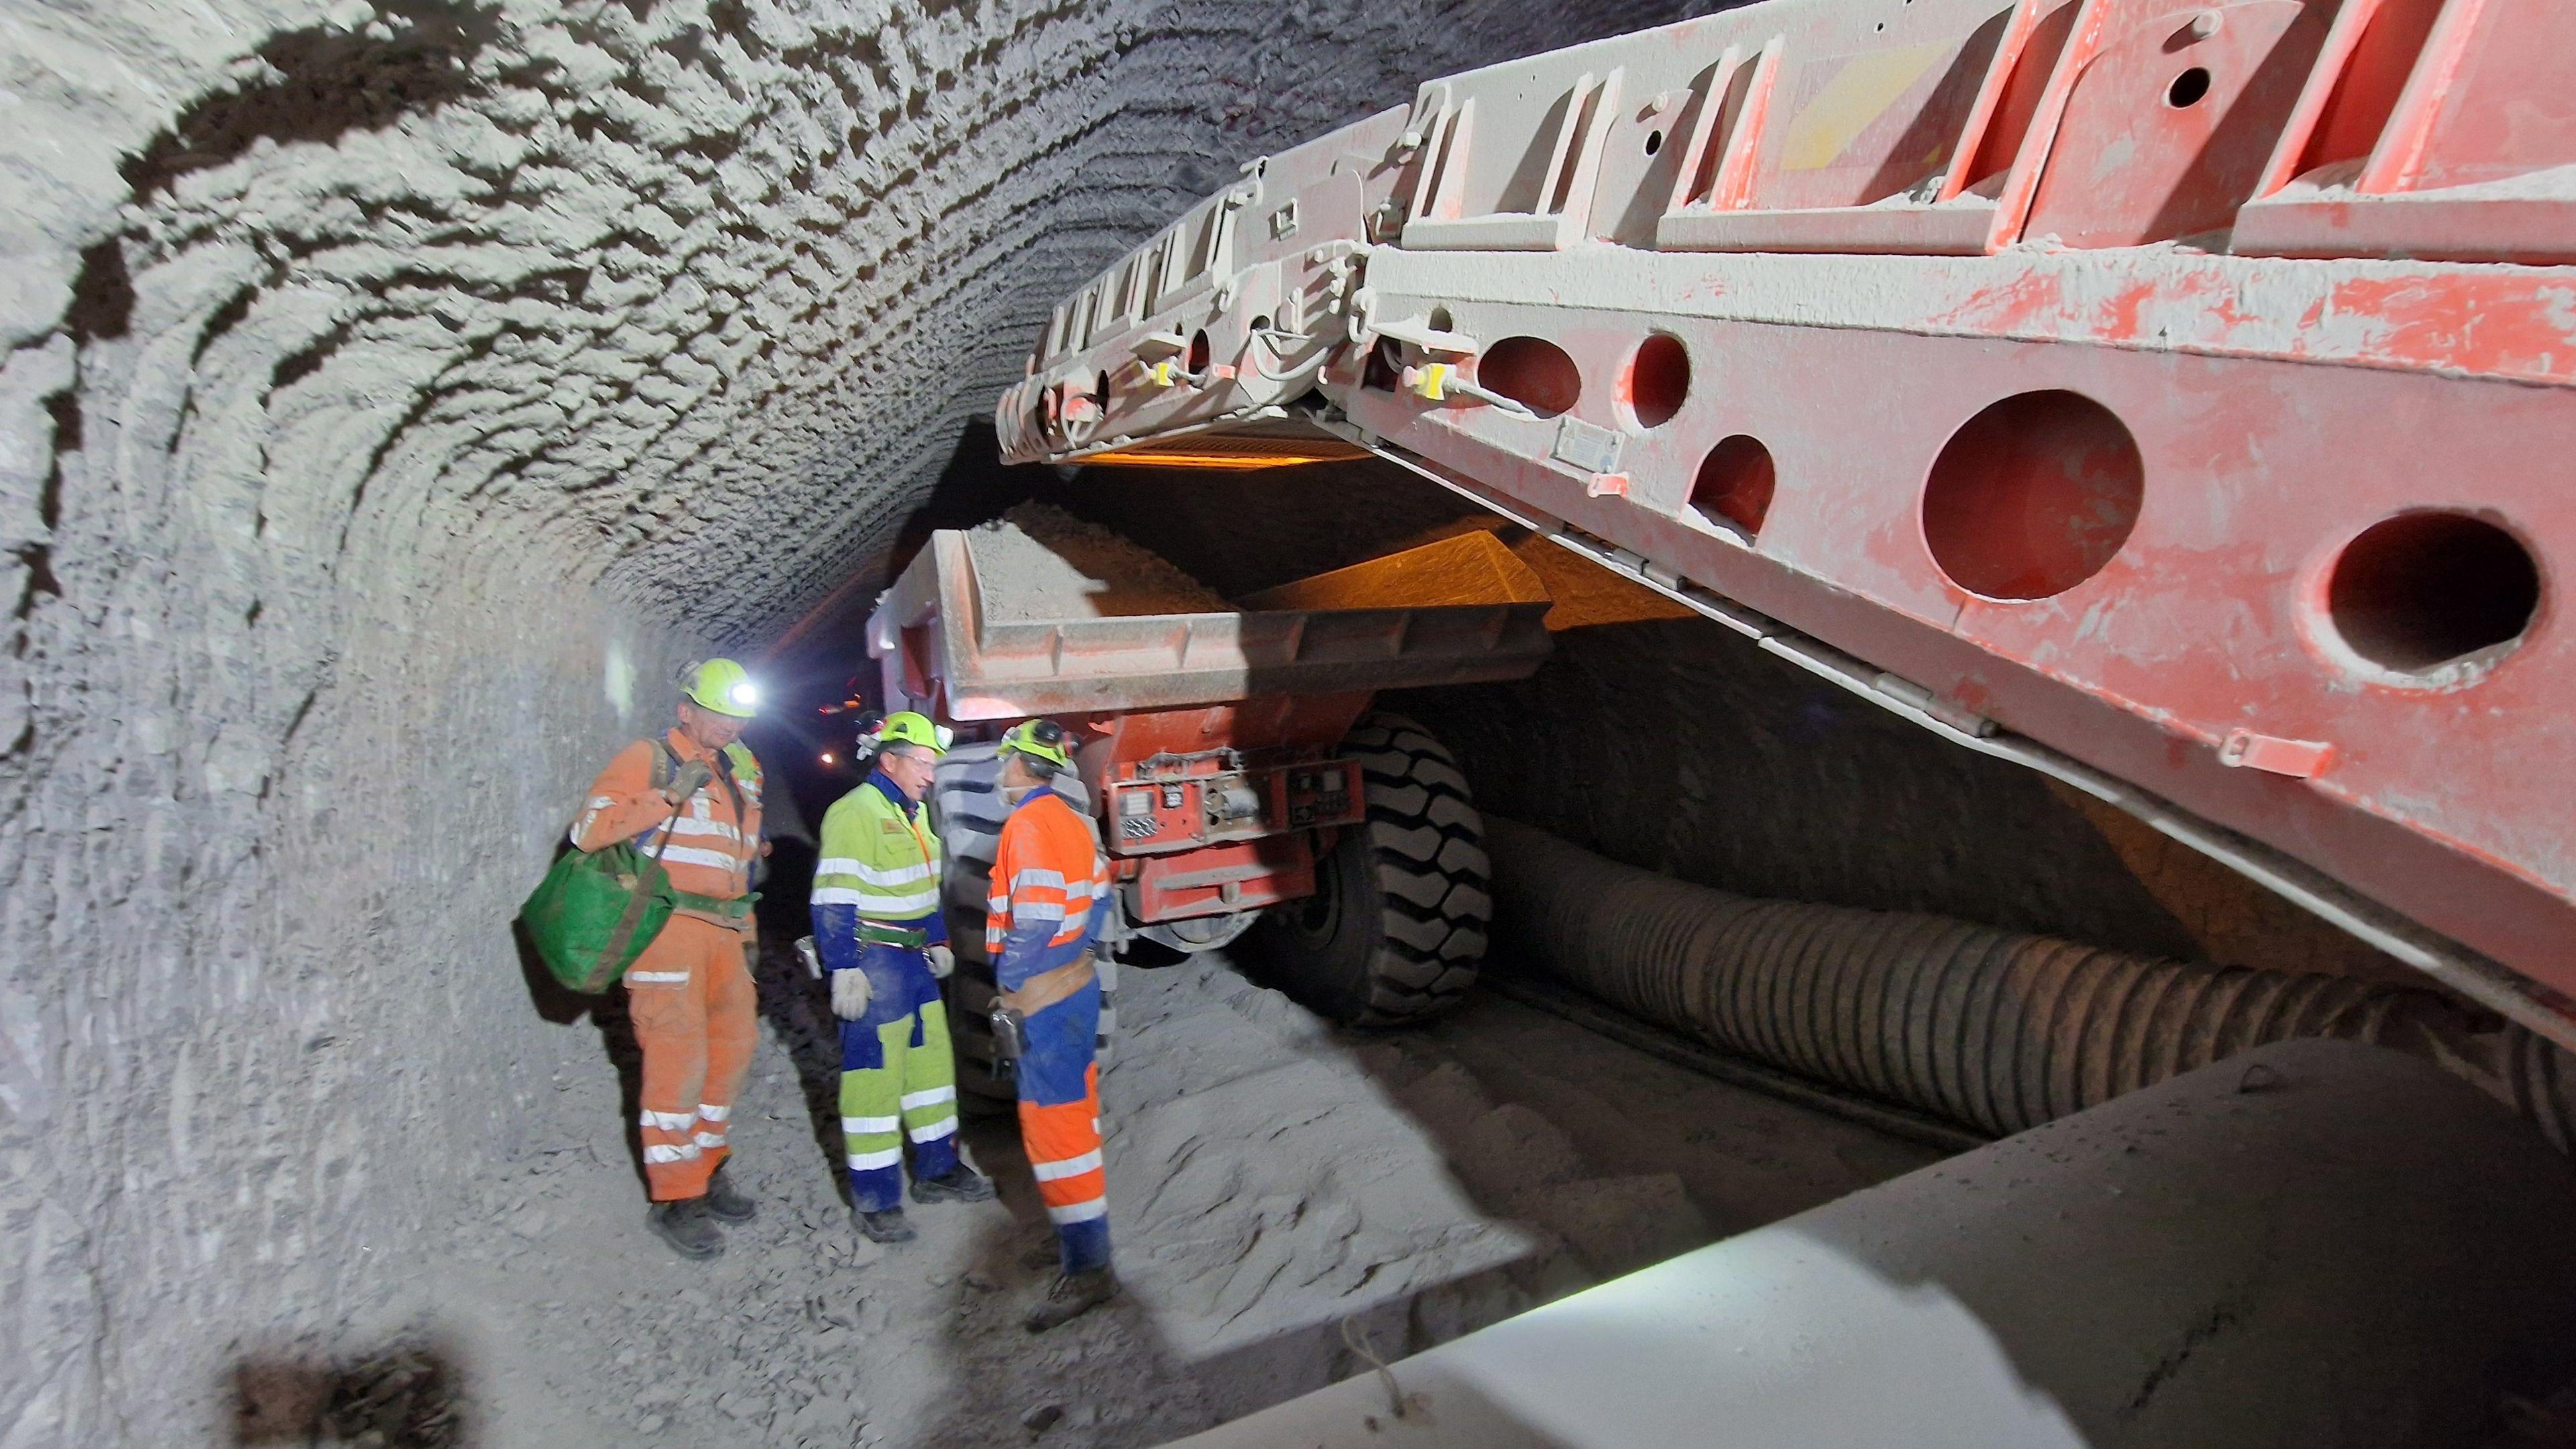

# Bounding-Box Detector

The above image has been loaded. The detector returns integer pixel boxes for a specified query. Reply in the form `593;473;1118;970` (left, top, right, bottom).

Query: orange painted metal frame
998;0;2576;1016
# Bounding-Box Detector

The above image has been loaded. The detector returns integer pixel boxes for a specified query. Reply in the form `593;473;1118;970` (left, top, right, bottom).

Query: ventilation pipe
1485;818;2576;1145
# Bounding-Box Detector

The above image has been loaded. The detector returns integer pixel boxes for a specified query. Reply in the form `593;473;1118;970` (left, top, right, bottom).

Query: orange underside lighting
1077;449;1351;470
1074;432;1373;470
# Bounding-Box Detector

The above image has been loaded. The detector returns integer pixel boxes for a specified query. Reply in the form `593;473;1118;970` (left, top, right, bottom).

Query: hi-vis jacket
985;786;1108;993
812;770;948;945
572;729;763;901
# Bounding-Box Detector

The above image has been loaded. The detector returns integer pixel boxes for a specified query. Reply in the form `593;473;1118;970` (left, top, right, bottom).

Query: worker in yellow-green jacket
812;712;994;1243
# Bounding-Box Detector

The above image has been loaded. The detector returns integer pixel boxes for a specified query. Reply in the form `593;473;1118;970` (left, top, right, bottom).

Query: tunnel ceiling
5;0;1688;653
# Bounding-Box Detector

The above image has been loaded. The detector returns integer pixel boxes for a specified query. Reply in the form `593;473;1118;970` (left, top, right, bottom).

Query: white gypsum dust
392;943;1937;1445
967;502;1234;621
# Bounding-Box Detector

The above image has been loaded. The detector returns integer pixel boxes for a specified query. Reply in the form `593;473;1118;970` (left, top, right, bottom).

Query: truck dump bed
870;529;1552;720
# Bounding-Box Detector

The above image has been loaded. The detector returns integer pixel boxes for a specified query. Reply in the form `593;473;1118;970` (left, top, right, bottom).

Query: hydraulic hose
1485;816;2571;1140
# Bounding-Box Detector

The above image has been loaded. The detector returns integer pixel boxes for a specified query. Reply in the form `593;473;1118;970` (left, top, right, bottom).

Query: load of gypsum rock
966;502;1232;622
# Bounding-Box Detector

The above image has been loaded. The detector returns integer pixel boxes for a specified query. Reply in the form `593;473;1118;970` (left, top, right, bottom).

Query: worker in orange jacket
986;719;1118;1330
570;659;766;1260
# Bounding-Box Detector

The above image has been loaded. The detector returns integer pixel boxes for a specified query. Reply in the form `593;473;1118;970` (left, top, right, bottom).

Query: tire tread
1246;712;1489;1026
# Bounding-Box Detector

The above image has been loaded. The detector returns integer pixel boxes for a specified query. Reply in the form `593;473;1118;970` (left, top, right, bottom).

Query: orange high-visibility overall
573;730;764;1201
987;786;1112;1273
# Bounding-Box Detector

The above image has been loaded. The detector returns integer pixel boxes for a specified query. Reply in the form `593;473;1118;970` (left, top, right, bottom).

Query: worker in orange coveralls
986;718;1119;1330
570;659;767;1260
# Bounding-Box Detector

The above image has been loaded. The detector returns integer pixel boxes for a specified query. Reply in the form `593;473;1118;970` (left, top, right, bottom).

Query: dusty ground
346;944;1939;1446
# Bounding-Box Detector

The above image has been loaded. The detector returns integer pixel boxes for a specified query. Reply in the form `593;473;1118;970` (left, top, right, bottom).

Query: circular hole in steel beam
2167;66;2212;108
2326;512;2539;678
1473;336;1581;419
1692;435;1776;537
1625;333;1690;430
1923;390;2143;600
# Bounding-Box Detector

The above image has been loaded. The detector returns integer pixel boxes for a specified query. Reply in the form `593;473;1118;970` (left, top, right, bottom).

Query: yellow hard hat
872;710;953;753
998;718;1074;769
682;658;759;718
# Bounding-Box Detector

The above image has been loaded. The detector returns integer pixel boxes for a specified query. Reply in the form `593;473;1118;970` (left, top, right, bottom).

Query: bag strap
655;735;749;833
590;758;686;992
714;747;749;833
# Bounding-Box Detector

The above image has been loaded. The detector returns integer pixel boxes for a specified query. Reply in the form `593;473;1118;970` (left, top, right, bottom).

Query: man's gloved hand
662;758;716;805
830;967;873;1021
924;944;955;980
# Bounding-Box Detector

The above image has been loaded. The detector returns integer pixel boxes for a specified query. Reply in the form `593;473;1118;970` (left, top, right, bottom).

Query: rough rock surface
0;0;1695;1441
967;502;1228;621
1396;616;2426;973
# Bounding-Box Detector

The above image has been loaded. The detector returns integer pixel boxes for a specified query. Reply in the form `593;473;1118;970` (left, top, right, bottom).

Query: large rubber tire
1241;712;1491;1025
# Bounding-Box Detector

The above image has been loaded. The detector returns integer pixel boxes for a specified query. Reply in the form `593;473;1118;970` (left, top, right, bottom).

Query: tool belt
670;889;757;929
997;957;1097;1018
857;918;928;950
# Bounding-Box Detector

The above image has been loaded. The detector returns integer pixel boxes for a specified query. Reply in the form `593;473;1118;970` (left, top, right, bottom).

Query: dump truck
866;524;1556;1087
989;0;2576;1063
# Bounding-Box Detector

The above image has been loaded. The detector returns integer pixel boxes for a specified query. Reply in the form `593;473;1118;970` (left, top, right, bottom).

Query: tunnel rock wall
1;0;1690;1440
1397;618;2417;981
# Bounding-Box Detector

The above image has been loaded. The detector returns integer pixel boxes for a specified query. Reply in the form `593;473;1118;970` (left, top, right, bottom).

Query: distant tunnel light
820;752;837;765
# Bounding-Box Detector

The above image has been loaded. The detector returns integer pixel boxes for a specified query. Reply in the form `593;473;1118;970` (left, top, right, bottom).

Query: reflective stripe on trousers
626;916;757;1201
839;943;961;1213
1016;982;1110;1274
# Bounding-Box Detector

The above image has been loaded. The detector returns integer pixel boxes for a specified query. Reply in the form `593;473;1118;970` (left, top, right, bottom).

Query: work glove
924;944;955;980
830;966;873;1021
662;758;716;804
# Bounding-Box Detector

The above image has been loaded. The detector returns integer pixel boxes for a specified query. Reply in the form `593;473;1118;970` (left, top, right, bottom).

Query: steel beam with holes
996;0;2576;1032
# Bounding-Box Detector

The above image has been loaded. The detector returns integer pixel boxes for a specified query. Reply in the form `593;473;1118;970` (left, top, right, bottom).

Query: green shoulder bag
521;837;676;994
522;759;682;993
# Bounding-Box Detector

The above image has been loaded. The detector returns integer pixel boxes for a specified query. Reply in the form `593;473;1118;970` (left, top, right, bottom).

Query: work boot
1024;1269;1118;1332
645;1198;724;1260
911;1163;996;1205
702;1164;757;1224
854;1206;916;1244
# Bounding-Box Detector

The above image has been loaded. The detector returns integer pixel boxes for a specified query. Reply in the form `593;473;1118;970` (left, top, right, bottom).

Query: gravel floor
365;945;1942;1446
